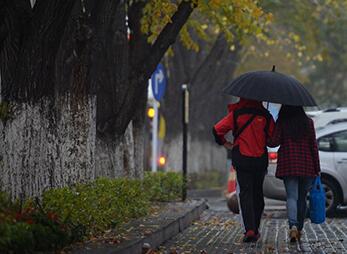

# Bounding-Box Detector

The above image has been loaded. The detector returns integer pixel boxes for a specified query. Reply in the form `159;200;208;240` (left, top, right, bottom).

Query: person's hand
224;141;233;150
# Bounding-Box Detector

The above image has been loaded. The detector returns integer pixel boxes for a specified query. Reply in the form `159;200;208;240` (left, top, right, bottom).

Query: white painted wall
164;135;227;173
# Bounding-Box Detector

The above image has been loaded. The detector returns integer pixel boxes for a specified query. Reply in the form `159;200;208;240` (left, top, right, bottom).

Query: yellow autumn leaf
140;0;273;49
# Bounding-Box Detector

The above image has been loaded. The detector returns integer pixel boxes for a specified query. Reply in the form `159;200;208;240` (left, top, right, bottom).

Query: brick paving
158;210;347;254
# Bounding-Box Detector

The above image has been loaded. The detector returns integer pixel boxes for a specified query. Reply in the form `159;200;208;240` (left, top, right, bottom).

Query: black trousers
236;167;266;233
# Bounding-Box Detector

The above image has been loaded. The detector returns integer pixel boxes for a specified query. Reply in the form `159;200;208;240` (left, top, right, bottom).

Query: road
157;192;347;254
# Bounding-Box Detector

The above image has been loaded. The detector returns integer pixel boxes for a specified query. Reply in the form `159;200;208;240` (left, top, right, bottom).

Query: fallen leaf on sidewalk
265;245;275;252
169;248;178;254
144;230;153;235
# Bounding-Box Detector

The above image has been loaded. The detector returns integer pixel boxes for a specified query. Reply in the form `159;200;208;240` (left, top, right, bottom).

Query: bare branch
190;34;225;86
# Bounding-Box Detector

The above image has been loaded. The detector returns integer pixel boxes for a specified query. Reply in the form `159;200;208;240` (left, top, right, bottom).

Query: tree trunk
0;0;99;199
132;82;148;178
95;121;136;178
0;0;195;198
0;96;97;198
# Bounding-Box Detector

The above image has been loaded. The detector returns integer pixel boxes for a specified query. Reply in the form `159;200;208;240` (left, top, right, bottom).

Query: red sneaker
243;230;256;242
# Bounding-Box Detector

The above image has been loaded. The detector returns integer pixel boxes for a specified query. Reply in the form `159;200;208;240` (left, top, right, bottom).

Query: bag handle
313;176;322;192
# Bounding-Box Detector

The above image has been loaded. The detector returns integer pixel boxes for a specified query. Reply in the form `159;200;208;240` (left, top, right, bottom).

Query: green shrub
0;192;12;212
0;173;183;252
0;192;20;219
42;178;150;234
0;222;35;253
144;172;183;201
0;198;72;253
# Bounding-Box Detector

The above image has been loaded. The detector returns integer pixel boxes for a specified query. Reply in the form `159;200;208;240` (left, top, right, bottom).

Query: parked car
307;108;347;129
264;122;347;216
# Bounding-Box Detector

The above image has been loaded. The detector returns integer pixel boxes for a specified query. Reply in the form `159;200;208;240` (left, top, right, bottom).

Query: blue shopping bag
309;176;326;224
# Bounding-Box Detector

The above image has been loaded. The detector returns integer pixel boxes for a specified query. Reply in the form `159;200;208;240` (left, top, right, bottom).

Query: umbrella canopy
223;68;317;106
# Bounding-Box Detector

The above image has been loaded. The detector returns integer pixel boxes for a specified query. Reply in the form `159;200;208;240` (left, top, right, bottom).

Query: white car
308;108;347;128
264;121;347;216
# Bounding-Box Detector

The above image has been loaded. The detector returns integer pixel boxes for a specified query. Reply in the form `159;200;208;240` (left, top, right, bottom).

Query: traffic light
158;156;166;166
147;107;155;119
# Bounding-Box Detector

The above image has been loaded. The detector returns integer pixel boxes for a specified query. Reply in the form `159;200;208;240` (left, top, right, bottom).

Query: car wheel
321;177;340;217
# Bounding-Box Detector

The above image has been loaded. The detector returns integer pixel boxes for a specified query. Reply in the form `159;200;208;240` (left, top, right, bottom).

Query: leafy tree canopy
240;0;347;105
139;0;274;51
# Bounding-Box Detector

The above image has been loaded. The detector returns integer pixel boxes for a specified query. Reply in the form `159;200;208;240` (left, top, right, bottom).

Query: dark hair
278;105;310;141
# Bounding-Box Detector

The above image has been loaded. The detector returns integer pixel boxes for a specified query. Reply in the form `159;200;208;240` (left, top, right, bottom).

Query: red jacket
267;118;320;178
213;98;275;157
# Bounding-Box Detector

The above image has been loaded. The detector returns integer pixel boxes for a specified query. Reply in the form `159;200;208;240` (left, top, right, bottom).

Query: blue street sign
151;63;167;101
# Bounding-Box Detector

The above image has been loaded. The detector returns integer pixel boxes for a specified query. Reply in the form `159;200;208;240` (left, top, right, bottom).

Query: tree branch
97;1;196;136
135;0;196;82
190;34;225;86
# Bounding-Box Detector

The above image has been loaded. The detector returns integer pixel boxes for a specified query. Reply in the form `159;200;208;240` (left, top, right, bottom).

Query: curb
72;199;208;254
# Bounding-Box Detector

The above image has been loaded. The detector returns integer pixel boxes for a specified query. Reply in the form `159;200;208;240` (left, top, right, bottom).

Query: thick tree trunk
132;83;148;178
0;0;196;198
0;96;96;198
95;122;136;178
0;0;99;198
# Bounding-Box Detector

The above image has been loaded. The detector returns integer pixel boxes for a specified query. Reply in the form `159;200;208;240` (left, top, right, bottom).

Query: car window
327;118;347;125
318;136;334;152
332;131;347;152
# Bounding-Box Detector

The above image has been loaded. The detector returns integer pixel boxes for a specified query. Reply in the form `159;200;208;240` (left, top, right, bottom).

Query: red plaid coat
267;118;320;178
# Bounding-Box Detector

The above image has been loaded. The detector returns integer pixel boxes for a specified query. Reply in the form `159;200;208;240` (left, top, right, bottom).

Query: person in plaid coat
268;105;320;242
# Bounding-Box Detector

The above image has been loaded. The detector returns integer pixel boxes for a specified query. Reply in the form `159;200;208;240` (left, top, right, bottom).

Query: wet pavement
158;196;347;254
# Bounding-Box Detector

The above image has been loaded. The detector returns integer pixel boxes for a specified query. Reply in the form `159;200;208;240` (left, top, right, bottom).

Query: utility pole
182;84;189;201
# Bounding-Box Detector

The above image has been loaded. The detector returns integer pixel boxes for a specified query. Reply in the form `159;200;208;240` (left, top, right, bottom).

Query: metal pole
150;80;159;173
182;84;189;201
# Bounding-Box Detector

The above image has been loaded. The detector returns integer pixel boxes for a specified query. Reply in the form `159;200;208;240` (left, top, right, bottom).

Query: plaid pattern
268;118;320;178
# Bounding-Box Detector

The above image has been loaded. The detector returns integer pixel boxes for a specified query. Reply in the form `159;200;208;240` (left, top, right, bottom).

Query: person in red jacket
213;98;275;242
267;105;320;242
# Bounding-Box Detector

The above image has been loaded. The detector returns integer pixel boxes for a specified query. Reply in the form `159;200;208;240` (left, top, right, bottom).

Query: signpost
182;84;189;201
150;64;166;173
151;63;166;101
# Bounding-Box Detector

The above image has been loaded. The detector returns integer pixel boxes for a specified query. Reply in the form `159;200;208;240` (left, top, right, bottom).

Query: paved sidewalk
159;210;347;254
68;200;207;254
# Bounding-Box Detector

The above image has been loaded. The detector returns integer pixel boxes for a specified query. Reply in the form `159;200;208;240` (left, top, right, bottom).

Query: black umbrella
223;66;317;106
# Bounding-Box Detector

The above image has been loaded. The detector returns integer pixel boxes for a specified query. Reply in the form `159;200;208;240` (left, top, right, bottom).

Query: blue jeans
283;176;315;230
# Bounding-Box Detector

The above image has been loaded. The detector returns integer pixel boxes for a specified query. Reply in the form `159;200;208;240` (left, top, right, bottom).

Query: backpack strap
233;114;257;140
233;107;271;141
